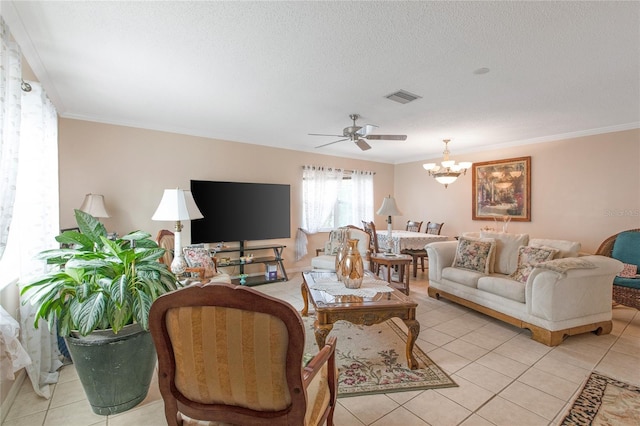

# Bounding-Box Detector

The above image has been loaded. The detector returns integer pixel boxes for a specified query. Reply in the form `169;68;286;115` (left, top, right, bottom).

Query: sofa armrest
426;241;458;283
526;255;623;321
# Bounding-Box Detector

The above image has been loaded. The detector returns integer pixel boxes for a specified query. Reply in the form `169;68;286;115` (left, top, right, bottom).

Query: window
302;166;374;233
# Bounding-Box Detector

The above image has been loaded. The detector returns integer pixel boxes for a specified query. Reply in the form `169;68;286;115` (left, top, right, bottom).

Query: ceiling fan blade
364;134;407;141
356;124;378;136
355;139;371;151
309;133;344;137
315;138;348;148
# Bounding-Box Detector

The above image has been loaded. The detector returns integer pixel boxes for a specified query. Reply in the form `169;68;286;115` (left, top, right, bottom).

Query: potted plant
21;209;179;415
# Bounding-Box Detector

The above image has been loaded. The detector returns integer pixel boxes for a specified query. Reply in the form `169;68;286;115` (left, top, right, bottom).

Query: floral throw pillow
452;237;496;274
509;246;557;284
618;263;638;278
183;247;216;278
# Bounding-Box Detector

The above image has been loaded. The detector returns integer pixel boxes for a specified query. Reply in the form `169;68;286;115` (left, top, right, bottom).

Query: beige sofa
426;231;623;346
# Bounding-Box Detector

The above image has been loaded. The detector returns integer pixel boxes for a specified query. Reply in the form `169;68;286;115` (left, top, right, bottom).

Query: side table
370;253;412;295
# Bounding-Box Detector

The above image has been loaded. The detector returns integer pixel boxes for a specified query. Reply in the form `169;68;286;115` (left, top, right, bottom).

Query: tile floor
3;271;639;426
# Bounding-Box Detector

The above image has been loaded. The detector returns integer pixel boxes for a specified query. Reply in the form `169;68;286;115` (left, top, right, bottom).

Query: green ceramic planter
64;323;156;415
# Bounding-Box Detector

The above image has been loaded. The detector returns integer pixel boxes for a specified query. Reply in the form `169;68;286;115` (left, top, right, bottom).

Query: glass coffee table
301;271;420;369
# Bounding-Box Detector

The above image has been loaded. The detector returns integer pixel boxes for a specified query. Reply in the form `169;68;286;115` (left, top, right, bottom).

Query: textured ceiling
3;1;639;164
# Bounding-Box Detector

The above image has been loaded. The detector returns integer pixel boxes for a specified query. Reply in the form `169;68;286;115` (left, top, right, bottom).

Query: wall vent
385;90;422;104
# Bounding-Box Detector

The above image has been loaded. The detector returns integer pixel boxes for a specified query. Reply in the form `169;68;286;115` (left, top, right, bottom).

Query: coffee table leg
314;322;333;349
404;263;410;295
403;319;420;370
301;282;309;317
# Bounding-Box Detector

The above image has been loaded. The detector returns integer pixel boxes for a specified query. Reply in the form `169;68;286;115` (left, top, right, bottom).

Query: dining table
375;230;449;254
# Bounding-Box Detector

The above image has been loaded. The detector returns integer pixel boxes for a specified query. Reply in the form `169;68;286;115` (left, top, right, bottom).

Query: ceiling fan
310;114;407;151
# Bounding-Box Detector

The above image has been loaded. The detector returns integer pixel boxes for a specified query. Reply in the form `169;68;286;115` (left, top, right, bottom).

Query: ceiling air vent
385;90;422;104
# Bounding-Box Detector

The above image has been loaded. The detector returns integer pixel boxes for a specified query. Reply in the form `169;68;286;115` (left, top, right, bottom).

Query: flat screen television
190;180;291;243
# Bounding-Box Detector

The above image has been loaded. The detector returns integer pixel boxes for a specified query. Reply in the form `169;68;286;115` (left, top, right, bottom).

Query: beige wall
393;129;640;253
59;119;639;261
58;118;396;273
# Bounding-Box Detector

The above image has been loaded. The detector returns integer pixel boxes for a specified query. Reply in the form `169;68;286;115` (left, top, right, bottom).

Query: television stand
214;241;287;286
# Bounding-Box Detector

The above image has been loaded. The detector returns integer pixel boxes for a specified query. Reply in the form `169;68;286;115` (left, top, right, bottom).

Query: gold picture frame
472;156;531;222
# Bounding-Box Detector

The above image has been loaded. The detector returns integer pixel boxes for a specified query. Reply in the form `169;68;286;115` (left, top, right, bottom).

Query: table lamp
377;195;402;253
152;188;204;274
79;194;110;218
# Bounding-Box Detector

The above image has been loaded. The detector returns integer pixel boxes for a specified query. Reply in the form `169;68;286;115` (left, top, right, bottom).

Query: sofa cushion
618;263;638;278
613;276;640;289
183;247;216;278
536;257;597;276
528;238;580;258
441;266;485;288
311;254;338;270
452;236;496;274
478;276;526;303
480;231;529;275
324;227;348;255
611;231;640;267
509;246;557;283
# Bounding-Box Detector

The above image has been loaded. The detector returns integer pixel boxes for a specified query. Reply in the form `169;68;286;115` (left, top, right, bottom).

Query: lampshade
152;189;204;221
79;194;110;218
377;196;402;216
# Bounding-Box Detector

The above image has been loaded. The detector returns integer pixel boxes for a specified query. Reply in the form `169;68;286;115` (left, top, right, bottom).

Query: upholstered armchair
311;225;370;271
156;229;230;284
149;282;338;425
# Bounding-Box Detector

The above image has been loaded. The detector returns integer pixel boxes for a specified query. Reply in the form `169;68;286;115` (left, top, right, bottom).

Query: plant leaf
55;231;94;250
74;209;107;248
132;290;152;331
71;292;106;336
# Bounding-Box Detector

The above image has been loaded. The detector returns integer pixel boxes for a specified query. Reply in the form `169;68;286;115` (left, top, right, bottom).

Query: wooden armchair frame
149;282;337;425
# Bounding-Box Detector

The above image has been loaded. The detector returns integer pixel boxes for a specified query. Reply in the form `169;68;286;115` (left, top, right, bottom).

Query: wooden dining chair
361;221;381;273
149;282;338;425
425;222;444;235
402;222;444;277
405;220;423;233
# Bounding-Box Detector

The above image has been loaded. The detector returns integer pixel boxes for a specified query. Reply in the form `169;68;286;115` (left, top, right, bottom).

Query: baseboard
1;368;26;423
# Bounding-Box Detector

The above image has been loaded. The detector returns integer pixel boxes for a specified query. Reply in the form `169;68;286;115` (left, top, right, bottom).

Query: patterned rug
303;315;457;397
561;372;640;425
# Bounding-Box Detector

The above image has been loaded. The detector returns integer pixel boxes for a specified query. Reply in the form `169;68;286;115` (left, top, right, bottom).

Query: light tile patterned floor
3;271;639;426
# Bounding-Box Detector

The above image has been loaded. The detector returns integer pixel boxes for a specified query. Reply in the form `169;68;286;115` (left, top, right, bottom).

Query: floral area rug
303;315;457;397
561;372;640;425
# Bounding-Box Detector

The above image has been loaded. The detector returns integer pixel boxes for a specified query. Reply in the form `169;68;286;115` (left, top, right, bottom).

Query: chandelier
423;139;472;188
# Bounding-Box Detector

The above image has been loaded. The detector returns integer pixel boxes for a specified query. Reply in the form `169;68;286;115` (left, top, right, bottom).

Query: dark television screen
190;180;291;243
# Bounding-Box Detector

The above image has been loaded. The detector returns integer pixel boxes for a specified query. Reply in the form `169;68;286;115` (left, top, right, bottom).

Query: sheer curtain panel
350;170;374;225
0;17;22;261
296;166;343;260
16;82;62;399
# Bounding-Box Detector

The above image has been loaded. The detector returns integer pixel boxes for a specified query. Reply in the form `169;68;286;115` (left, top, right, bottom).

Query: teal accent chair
596;229;640;309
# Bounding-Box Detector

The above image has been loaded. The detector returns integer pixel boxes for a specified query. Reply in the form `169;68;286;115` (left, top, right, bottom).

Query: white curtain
296;166;343;260
350;170;374;224
17;81;62;399
0;17;22;260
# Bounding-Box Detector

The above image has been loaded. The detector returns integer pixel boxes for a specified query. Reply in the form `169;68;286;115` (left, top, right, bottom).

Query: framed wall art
472;156;531;222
